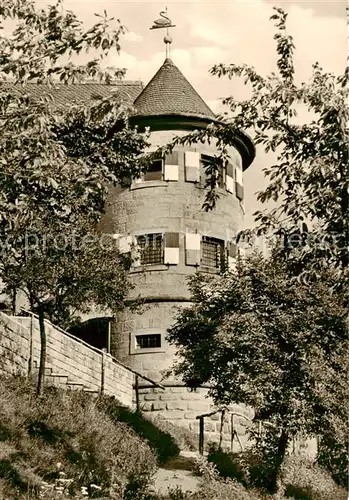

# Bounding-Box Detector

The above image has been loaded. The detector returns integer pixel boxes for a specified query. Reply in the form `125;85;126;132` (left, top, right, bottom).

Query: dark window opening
144;159;163;181
201;154;224;189
136;334;161;349
201;236;226;271
137;233;163;265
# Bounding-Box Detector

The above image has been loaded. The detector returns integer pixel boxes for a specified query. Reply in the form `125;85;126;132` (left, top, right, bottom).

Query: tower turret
104;18;255;445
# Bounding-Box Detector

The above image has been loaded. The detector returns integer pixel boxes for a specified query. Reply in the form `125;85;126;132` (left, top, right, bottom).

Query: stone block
187;401;211;412
166;401;186;411
184;412;198;420
159;393;177;401
204;422;216;433
180;391;202;400
150;401;167;411
143;393;159;401
155;410;183;420
189;422;200;431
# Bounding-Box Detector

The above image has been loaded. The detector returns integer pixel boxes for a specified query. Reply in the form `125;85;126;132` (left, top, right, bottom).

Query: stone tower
104;56;255;443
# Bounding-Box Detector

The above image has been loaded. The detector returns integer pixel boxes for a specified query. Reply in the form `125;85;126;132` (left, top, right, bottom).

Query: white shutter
235;168;243;185
164;233;180;264
226;162;235;193
227;241;238;272
131;235;141;267
185;233;201;266
185;152;200;183
164;152;179;181
118;235;132;254
164;164;179;181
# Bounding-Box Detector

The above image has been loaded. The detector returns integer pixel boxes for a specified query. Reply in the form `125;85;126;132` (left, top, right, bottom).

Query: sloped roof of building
133;58;215;120
0;81;144;108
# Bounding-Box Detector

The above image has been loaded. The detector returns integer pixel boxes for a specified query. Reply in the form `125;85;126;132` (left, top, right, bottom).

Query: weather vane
150;7;176;58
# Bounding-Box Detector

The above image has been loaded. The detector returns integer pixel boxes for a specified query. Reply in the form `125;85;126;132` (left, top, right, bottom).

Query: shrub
317;434;348;488
192;457;261;500
281;456;347;500
207;446;246;485
0;375;157;498
99;398;180;465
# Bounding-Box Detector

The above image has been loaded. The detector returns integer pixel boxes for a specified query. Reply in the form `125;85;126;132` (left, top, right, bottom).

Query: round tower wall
106;128;248;446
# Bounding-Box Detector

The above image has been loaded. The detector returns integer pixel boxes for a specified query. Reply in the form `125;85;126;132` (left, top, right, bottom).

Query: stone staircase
33;361;100;397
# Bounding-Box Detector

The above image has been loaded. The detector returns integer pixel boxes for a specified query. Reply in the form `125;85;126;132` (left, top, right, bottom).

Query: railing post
135;375;140;412
101;348;107;394
27;313;34;377
219;409;225;451
231;413;234;452
199;416;204;455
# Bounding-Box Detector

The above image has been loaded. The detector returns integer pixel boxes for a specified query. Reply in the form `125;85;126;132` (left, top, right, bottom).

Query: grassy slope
0;375;158;499
0;375;347;500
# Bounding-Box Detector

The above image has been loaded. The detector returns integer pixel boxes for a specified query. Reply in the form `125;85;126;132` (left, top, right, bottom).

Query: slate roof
0;81;144;108
133;58;215;120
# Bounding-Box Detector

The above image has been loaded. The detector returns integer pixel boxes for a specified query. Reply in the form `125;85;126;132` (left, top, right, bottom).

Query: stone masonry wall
0;313;134;407
140;385;254;452
104;129;249;445
0;313;30;376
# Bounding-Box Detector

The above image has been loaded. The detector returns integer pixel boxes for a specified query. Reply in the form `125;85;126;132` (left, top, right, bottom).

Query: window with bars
201;154;225;189
137;233;164;265
135;334;162;349
201;236;226;271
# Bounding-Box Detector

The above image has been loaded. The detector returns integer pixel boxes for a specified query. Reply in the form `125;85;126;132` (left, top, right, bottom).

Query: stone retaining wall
0;312;134;407
139;383;254;451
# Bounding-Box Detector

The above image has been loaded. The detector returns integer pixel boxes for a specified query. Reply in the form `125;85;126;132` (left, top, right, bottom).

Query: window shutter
185;233;201;266
226;162;235;193
164;151;179;181
235;167;243;185
184;152;200;183
227;241;237;272
164;232;180;264
131;236;141;267
236;183;244;200
118;235;132;254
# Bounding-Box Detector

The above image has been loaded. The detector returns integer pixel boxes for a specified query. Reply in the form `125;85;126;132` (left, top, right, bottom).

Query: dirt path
153;451;201;495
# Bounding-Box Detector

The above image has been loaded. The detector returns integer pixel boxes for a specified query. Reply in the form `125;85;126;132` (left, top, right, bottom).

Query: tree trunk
268;428;289;495
37;308;47;396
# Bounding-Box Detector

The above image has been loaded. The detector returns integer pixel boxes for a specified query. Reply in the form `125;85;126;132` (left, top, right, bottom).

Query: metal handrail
196;406;254;455
18;308;164;390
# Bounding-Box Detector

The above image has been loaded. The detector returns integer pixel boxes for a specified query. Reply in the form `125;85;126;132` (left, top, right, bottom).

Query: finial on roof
150;7;175;58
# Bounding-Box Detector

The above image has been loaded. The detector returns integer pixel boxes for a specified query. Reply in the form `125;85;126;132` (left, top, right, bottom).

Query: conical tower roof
133;58;215;120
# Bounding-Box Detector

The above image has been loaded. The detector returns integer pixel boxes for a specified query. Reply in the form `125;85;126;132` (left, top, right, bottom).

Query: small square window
137;233;164;265
135;334;161;349
201;236;226;271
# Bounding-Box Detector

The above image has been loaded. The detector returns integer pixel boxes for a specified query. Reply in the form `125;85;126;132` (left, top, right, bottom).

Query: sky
37;0;347;227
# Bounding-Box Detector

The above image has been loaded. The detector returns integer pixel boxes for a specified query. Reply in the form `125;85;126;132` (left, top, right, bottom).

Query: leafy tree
168;7;348;273
1;216;134;395
0;0;150;394
167;251;348;494
165;11;348;489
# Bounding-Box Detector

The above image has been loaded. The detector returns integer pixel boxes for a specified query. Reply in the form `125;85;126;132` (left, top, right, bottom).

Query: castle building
5;32;255;444
101;52;255;441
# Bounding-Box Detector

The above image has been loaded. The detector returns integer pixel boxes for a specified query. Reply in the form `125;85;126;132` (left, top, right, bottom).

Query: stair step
46;374;69;386
67;383;85;391
32;363;53;375
83;389;100;397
